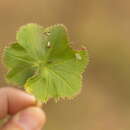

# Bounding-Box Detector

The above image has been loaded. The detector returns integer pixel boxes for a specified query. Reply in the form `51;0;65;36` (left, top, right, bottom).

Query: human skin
0;87;46;130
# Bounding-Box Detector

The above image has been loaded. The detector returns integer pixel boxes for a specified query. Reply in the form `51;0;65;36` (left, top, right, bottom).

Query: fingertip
2;107;46;130
3;87;36;115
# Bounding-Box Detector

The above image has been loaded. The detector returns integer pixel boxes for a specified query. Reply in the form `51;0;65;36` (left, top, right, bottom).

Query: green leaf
4;43;35;85
4;43;34;68
3;23;89;102
16;24;47;60
6;63;35;86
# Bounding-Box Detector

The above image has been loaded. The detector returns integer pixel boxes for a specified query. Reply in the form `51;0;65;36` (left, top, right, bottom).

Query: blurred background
0;0;130;129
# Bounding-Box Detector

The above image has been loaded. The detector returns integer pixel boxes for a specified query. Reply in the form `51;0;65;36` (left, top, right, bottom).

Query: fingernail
14;107;46;130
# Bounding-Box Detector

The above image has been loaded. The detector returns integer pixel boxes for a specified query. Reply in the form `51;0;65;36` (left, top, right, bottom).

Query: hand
0;87;46;130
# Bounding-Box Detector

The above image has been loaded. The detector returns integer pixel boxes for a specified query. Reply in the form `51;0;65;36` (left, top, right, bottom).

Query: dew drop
75;53;82;60
44;31;51;36
47;42;51;48
46;32;51;35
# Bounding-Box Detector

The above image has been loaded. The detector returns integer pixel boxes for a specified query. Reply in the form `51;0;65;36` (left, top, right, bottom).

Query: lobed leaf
3;23;89;102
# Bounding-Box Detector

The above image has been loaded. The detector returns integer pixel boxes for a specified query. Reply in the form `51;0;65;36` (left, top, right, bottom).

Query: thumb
1;107;46;130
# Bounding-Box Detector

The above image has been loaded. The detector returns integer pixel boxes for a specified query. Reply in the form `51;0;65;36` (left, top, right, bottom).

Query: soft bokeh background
0;0;130;129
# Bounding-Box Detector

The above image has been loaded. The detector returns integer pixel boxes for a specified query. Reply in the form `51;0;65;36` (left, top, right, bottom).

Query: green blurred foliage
0;0;130;129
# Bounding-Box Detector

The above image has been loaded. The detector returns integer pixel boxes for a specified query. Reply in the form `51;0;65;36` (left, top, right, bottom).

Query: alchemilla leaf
3;23;89;102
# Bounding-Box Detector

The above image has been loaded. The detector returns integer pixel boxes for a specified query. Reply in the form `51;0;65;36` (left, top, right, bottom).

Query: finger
1;107;46;130
0;87;36;119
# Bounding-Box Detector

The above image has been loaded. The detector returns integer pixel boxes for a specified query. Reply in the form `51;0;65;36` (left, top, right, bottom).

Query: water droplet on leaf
75;53;82;60
44;32;51;36
47;42;51;48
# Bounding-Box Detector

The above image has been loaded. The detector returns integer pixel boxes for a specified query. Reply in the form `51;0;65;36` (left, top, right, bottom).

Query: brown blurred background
0;0;130;130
